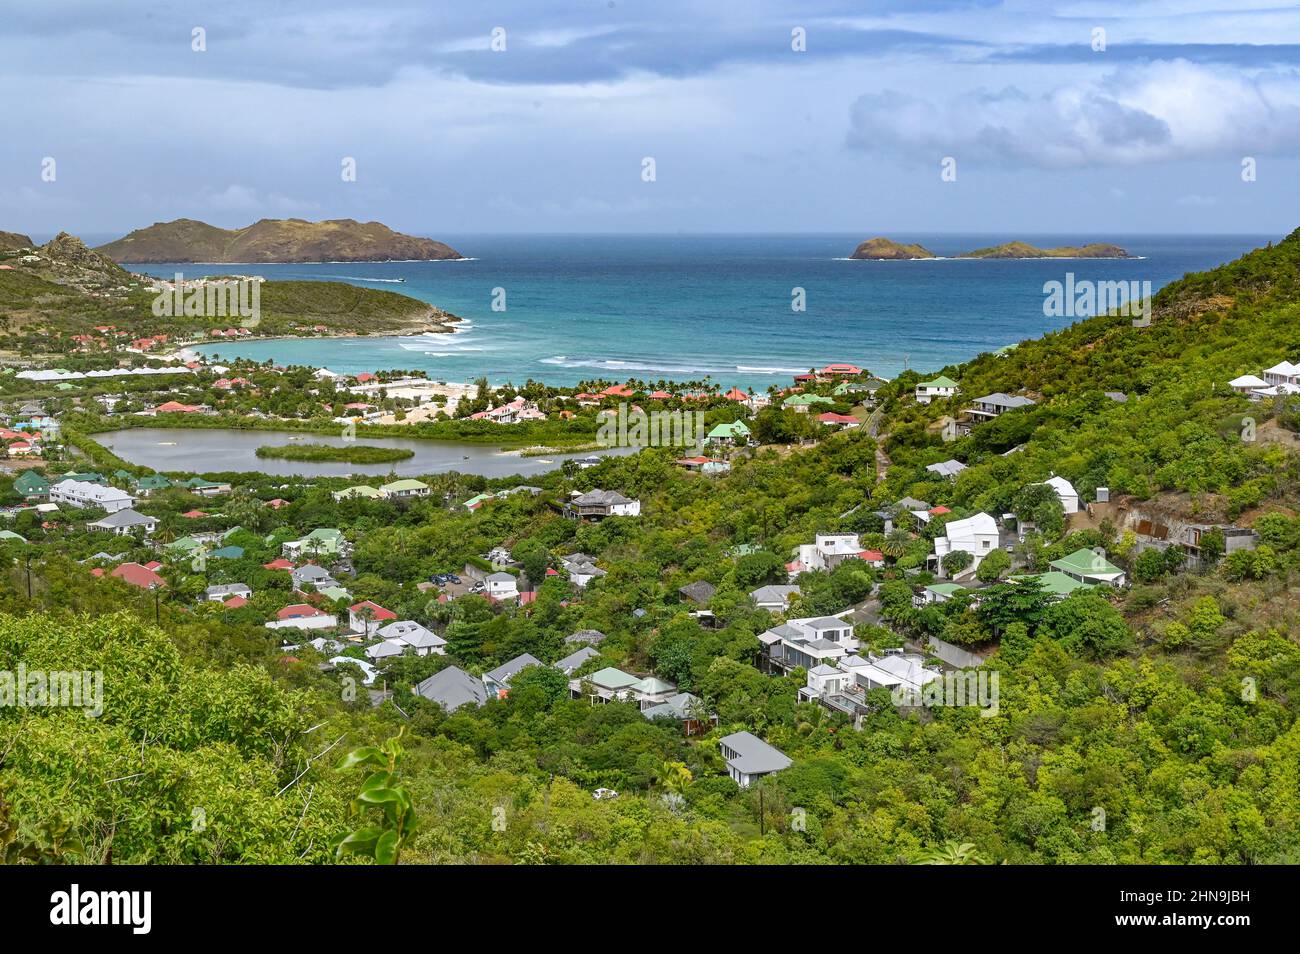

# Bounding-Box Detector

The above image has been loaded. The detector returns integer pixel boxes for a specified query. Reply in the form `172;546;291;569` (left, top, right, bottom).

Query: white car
592;788;619;801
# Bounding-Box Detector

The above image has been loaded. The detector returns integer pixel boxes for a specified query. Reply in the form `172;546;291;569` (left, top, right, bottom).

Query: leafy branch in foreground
331;729;416;865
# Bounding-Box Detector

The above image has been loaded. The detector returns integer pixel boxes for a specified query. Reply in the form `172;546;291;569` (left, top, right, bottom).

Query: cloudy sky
4;0;1299;236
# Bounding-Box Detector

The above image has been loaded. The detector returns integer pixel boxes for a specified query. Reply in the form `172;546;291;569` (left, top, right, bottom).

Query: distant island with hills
849;237;1132;260
96;217;464;264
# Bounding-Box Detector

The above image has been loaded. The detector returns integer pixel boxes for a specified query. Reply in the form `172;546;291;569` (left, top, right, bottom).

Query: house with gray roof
565;489;641;520
718;731;792;788
554;646;601;674
86;507;158;537
565;628;607;645
483;653;543;697
414;665;489;712
749;584;801;612
678;580;717;604
205;583;252;602
377;620;446;656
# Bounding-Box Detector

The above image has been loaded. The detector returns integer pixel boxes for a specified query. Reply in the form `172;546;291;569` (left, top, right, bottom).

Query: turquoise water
133;233;1277;390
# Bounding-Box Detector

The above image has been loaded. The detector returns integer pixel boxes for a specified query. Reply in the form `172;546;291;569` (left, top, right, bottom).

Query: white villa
933;512;1001;577
51;479;135;513
760;614;860;672
915;375;959;405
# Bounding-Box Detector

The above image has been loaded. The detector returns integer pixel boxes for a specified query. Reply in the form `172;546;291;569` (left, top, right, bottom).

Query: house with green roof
915;375;959;405
64;471;105;484
184;477;231;496
463;493;495;512
1012;571;1095;599
1049;548;1127;587
332;485;384;502
918;582;969;606
0;530;26;544
782;393;834;413
208;545;245;560
134;474;172;496
13;470;50;499
380;478;430;499
283;527;348;559
705;420;752;445
568;666;678;707
166;536;205;555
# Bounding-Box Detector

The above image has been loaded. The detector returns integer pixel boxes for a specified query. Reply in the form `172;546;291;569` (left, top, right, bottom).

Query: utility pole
758;785;765;836
25;552;33;599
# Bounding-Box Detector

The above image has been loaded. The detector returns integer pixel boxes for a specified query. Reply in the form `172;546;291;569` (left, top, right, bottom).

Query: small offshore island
850;236;1132;260
254;443;415;464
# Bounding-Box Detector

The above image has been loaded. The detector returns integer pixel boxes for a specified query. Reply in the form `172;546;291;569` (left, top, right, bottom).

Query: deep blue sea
127;233;1277;390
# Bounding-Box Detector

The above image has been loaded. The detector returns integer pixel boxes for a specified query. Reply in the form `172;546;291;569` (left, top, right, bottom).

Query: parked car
592;788;619;801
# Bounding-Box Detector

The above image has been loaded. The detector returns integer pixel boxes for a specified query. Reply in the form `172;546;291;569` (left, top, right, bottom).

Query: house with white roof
1043;475;1079;514
50;479;135;513
789;533;878;577
1263;361;1300;388
377;620;446;656
799;651;942;719
932;511;1001;577
1228;374;1267;396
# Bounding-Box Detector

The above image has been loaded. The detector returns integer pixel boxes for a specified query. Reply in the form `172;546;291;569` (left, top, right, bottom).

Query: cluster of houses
1228;360;1300;400
332;478;432;502
0;404;59;459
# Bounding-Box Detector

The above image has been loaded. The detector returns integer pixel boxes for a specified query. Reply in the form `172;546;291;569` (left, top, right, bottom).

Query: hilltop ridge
97;217;464;264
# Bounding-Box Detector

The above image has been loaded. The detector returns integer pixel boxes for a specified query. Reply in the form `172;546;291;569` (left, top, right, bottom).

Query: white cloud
847;60;1300;168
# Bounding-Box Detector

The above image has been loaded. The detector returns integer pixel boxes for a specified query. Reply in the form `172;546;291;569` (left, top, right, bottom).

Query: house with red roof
819;363;863;377
601;384;634;398
263;558;294;570
107;562;167;590
817;412;860;428
348;600;397;635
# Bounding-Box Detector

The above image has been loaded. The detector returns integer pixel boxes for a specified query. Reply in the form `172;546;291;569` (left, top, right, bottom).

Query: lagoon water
96;428;638;479
133;233;1278;390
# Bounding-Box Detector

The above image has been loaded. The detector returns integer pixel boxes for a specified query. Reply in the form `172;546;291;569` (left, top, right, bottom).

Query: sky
3;0;1299;237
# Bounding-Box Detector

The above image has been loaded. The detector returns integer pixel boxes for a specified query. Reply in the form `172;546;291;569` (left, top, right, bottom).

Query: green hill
97;217;463;264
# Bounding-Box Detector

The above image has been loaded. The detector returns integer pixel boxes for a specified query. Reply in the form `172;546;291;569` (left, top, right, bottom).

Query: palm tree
882;527;911;559
913;840;987;865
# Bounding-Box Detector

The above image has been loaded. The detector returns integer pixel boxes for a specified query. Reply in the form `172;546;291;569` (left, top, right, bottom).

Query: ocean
130;233;1277;390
